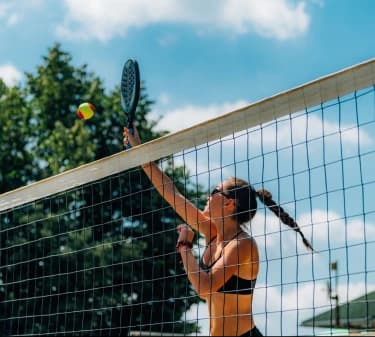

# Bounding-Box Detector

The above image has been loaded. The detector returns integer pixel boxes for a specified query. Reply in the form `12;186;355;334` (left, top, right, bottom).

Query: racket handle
125;127;134;150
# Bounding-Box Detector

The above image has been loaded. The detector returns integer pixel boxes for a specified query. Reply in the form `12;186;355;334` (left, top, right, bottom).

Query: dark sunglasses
210;187;233;198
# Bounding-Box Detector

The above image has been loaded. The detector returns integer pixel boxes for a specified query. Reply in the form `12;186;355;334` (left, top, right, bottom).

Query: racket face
121;59;140;124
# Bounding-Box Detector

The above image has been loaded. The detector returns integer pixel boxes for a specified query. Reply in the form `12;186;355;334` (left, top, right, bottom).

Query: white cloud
57;0;311;42
157;33;178;47
299;209;375;247
154;99;372;149
249;113;372;149
0;0;42;27
248;210;284;248
0;2;16;26
157;92;171;106
244;207;375;253
153;92;373;149
221;0;309;40
163;99;373;208
6;13;21;26
0;3;10;16
153;100;249;133
0;63;23;86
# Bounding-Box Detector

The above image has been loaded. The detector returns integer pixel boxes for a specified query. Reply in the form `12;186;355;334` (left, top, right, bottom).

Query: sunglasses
210;187;233;198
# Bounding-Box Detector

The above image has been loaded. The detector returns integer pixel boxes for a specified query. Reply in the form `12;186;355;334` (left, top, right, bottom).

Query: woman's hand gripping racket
121;59;140;149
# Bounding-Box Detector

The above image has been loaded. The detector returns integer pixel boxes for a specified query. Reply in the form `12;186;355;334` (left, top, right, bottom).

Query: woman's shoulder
242;231;259;251
226;231;259;257
238;229;255;242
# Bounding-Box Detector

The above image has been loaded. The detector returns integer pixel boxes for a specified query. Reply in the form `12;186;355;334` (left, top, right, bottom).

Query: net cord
0;58;374;212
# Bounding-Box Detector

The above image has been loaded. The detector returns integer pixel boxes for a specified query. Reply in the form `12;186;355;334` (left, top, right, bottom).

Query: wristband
176;240;193;251
141;162;152;169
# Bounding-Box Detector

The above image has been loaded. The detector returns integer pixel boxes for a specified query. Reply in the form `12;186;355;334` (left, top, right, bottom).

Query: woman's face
203;181;234;217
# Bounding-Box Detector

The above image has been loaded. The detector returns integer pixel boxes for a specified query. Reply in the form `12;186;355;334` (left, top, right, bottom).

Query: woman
123;126;313;336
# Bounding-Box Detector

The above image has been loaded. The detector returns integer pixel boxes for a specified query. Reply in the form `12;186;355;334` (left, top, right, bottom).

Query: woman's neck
215;220;242;243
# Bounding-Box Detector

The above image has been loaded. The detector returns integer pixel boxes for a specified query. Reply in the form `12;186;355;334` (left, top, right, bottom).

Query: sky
1;0;375;336
1;0;374;132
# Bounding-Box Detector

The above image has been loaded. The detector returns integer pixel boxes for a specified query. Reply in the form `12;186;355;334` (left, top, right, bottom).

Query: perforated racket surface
121;59;140;149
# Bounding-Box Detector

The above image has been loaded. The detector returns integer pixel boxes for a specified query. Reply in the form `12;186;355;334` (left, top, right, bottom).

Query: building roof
301;291;375;329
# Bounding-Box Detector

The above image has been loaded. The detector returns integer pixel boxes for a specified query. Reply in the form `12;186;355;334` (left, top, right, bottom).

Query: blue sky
1;0;375;335
1;0;374;132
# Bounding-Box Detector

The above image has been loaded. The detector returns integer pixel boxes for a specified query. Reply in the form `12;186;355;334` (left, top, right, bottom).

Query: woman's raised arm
123;126;216;239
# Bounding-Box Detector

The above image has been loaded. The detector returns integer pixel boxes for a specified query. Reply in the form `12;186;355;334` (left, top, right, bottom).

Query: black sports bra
199;234;257;295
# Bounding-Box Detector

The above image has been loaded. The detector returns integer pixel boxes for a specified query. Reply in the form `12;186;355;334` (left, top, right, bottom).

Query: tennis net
0;59;374;336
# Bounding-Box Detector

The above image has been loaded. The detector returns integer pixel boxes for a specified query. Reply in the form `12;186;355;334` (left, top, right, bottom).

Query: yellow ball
77;102;95;120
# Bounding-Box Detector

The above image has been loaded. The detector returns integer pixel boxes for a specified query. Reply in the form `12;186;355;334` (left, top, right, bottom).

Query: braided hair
256;189;314;251
225;177;314;251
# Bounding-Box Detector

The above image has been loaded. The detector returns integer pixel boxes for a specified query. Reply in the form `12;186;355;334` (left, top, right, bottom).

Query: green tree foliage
25;44;105;178
0;43;205;335
0;80;34;192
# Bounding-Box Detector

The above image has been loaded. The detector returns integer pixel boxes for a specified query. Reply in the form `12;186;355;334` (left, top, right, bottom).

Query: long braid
256;189;314;251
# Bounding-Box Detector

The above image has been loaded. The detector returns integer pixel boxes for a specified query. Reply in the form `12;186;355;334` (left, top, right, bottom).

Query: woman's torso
201;232;259;336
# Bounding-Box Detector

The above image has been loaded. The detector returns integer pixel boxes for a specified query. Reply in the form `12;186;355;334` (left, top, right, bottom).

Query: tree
0;43;205;336
0;80;34;192
25;44;102;178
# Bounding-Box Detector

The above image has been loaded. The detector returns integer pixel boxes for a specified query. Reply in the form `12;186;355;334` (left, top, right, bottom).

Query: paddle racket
121;58;140;149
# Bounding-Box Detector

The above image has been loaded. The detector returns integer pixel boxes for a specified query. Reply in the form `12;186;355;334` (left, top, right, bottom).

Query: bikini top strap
202;230;243;269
